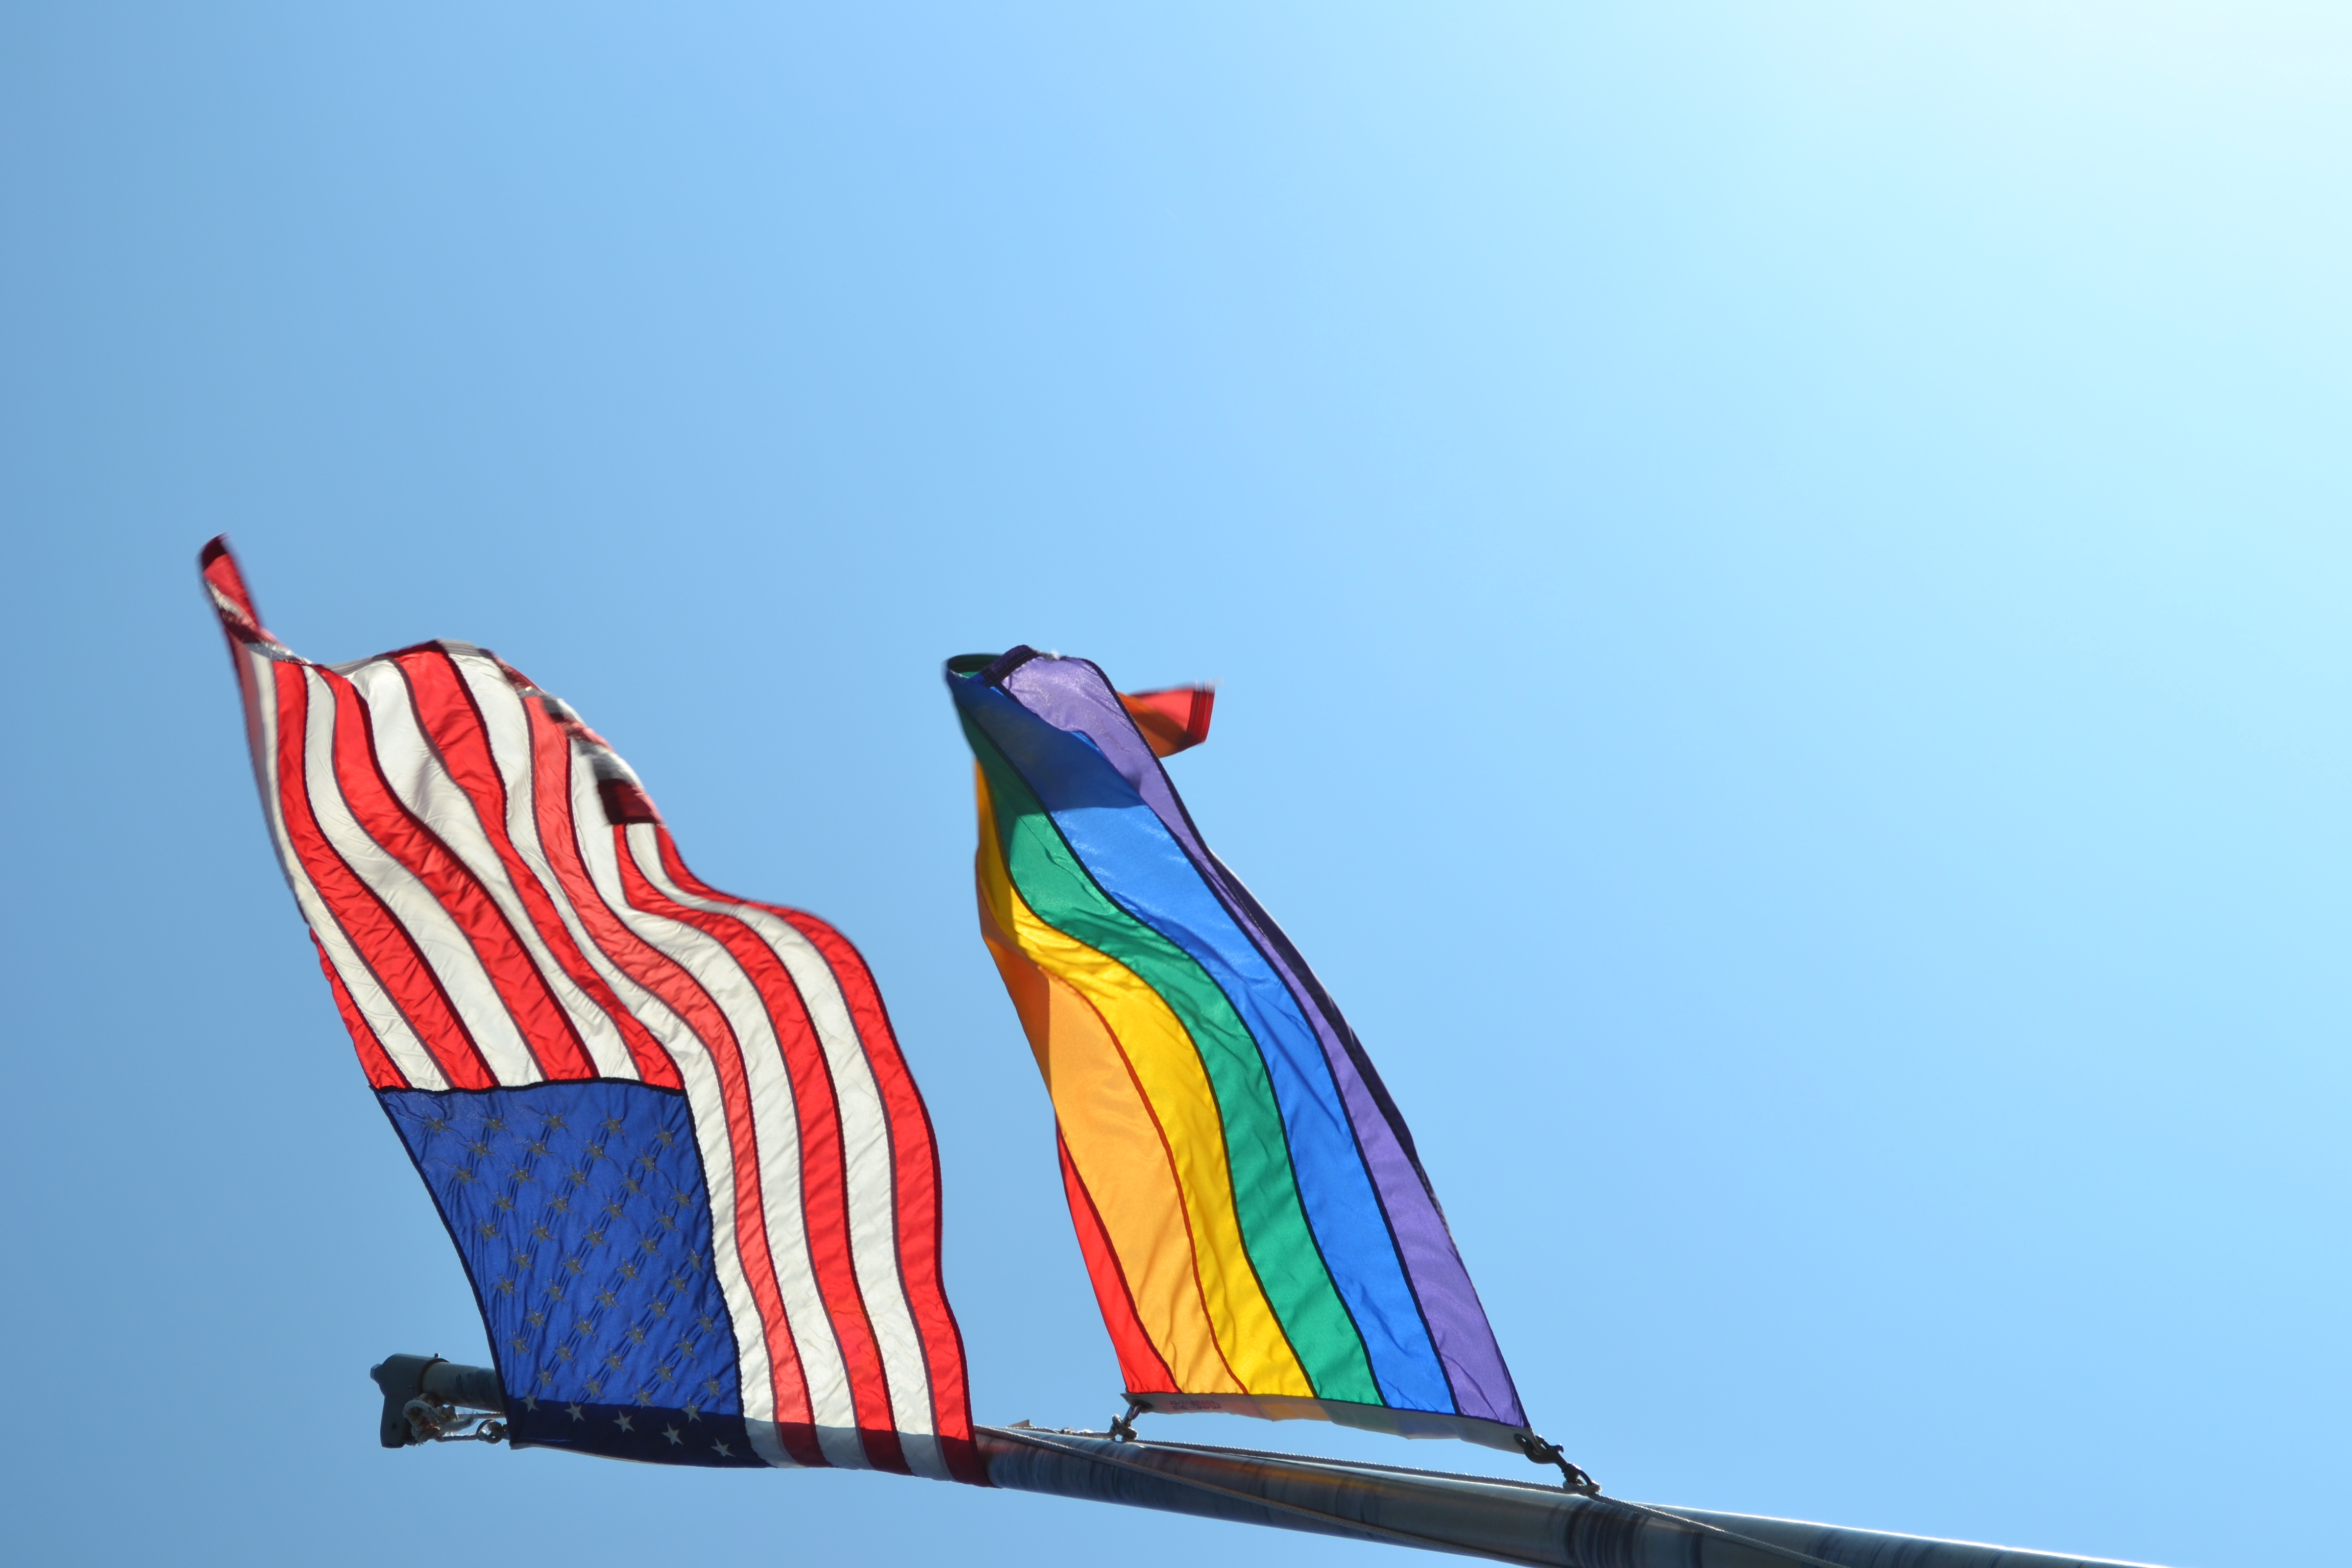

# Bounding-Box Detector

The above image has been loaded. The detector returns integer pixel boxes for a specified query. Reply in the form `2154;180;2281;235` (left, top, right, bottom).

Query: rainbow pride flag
947;647;1531;1451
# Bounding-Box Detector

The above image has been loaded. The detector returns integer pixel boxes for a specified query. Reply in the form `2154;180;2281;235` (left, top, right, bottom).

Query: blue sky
3;5;2344;1565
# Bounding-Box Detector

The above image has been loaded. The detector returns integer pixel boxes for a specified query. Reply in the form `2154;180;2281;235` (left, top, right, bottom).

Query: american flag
201;538;979;1480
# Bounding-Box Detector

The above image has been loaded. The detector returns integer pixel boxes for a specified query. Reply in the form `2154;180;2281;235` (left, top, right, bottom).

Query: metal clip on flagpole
370;1354;509;1448
1107;1395;1148;1443
1511;1431;1598;1496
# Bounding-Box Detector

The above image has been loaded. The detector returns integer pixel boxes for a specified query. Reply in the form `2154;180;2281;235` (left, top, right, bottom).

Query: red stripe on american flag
199;541;264;633
271;663;499;1091
505;697;689;1088
611;842;910;1474
763;897;985;1480
400;650;673;1079
312;933;409;1089
322;668;595;1083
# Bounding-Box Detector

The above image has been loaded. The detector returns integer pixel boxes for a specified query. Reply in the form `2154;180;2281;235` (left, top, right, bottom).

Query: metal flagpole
372;1357;2165;1568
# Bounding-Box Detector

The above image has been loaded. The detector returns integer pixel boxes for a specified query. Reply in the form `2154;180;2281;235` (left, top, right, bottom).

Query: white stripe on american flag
246;645;450;1090
567;757;867;1463
298;667;547;1087
345;657;645;1082
634;845;950;1480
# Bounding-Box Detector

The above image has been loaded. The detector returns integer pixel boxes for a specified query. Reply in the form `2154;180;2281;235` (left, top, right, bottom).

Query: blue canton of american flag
202;539;981;1481
383;1085;766;1465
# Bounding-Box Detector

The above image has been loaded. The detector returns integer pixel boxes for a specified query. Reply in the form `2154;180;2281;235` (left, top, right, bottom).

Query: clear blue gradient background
2;6;2343;1565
